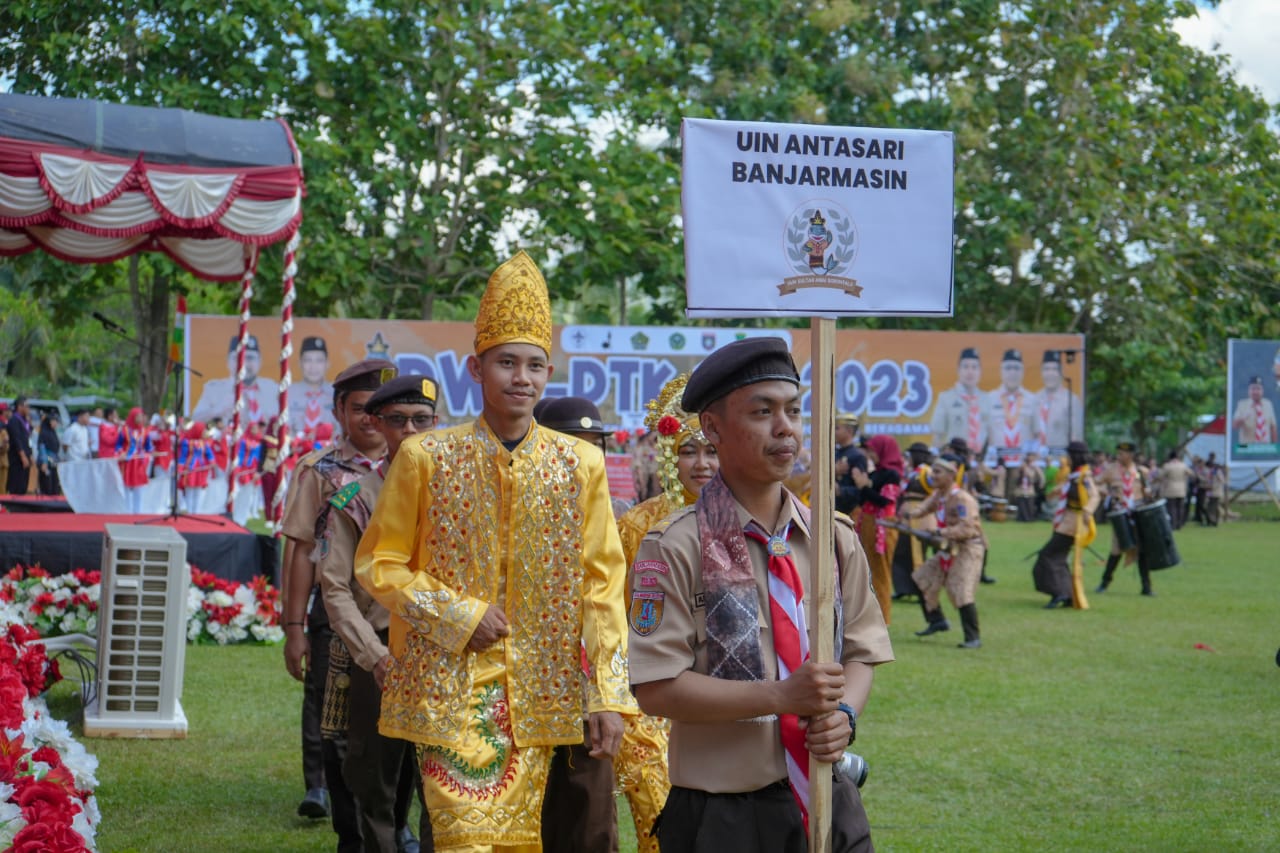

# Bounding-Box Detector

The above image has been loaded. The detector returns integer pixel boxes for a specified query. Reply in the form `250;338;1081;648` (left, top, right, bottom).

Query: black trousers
541;726;618;853
656;772;872;853
344;642;429;852
1031;532;1074;599
308;617;362;851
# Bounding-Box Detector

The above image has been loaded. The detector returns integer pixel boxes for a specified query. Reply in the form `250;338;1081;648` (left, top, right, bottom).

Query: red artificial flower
31;745;63;769
0;731;28;783
9;819;90;853
0;667;29;730
16;777;77;827
657;415;682;437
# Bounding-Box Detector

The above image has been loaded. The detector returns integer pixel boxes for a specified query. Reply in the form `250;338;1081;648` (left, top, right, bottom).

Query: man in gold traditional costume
614;374;717;853
355;251;637;852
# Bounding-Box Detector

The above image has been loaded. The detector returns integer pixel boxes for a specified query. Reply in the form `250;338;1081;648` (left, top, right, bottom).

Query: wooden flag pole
807;317;836;853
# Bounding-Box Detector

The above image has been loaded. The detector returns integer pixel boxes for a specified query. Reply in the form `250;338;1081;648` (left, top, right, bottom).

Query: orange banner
186;316;1084;456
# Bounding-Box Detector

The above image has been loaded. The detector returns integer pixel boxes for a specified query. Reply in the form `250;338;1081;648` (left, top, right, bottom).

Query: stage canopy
0;91;302;280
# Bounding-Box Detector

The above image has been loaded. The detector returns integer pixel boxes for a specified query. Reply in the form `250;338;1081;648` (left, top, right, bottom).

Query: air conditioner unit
83;524;189;738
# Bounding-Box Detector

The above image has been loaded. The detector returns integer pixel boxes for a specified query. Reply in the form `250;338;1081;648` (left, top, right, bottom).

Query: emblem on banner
780;201;863;298
701;333;717;351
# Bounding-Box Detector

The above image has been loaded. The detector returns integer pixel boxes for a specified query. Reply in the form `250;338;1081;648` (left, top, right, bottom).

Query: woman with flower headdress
614;373;718;853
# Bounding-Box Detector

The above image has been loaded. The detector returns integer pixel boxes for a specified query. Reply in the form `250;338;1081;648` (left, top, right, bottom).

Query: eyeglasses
379;414;435;428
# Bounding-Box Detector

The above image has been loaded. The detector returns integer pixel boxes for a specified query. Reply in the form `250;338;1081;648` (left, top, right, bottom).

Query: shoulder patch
629;591;664;636
646;505;695;539
329;481;361;510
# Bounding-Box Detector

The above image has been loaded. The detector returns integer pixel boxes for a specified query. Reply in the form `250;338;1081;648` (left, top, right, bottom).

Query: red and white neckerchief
743;522;811;831
245;384;261;423
1119;467;1137;510
1002;391;1023;448
1255;402;1268;442
304;388;326;431
1037;390;1055;446
962;391;982;448
937;485;960;572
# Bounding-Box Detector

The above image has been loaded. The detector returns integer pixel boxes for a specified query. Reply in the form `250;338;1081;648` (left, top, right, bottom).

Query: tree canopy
1;0;1277;446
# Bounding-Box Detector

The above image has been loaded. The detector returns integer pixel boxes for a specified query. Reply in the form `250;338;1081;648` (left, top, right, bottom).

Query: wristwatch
837;702;857;744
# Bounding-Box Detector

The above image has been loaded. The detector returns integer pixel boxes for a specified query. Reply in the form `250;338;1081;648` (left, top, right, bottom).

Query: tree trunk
128;257;172;415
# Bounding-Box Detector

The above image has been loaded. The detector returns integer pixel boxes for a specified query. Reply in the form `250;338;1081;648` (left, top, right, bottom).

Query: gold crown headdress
474;250;553;356
645;373;708;505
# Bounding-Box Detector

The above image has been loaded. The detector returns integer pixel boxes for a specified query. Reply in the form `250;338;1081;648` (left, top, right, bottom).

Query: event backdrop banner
1225;339;1280;466
681;117;955;318
186;316;1084;455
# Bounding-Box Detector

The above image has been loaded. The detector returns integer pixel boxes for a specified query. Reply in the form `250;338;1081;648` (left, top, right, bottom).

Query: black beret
365;374;438;414
681;337;799;413
908;441;931;455
1116;441;1137;452
333;358;396;393
947;436;971;455
1067;440;1089;455
958;347;980;362
1247;375;1264;386
301;336;327;355
1002;348;1022;363
1042;349;1062;364
538;396;610;435
228;334;260;354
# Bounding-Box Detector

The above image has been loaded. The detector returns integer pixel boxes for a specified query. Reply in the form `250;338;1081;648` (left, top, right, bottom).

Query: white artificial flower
207;590;235;609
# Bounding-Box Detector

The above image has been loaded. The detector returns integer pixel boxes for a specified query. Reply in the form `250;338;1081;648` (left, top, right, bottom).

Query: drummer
1096;441;1155;596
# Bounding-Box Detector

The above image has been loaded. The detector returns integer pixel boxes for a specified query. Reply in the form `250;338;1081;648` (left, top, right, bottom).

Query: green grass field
48;516;1277;852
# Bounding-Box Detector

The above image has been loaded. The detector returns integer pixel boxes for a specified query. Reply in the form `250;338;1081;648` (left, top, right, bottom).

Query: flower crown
644;373;708;505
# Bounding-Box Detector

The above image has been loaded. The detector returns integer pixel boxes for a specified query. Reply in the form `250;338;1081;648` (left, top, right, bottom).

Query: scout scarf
696;473;844;830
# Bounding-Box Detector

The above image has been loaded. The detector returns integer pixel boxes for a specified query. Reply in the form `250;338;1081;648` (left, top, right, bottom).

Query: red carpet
0;513;277;583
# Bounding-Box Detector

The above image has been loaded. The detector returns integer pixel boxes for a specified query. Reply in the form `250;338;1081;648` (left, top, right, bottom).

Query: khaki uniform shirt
627;494;894;794
1053;468;1100;538
1159;459;1190;499
984;386;1037;464
191;376;281;426
1098;462;1149;512
287;381;338;436
931;384;987;450
319;467;392;672
1032;387;1083;454
1232;397;1278;445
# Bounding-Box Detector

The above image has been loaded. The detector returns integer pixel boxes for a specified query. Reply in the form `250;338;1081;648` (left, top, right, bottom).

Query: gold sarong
417;645;554;849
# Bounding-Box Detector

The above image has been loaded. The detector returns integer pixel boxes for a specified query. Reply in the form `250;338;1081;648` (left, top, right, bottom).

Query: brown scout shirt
628;492;894;794
318;467;392;672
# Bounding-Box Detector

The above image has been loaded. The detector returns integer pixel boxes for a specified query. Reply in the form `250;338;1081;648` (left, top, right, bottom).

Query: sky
1174;0;1280;104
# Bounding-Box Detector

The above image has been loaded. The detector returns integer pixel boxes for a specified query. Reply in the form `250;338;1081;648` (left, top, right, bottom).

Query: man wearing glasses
320;374;439;853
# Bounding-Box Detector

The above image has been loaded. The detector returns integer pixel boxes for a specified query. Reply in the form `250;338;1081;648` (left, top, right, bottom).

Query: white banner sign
682;117;955;318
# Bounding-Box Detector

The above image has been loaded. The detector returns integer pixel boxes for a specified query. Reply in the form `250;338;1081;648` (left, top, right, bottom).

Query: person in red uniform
116;407;153;513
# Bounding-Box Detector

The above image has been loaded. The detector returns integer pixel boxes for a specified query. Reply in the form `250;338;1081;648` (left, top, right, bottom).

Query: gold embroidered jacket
355;418;637;748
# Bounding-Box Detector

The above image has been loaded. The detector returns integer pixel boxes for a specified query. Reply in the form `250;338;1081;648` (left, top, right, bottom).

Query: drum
1108;509;1137;552
1133;499;1180;572
988;498;1008;522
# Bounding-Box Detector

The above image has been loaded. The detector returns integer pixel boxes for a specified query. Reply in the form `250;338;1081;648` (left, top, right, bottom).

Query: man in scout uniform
984;348;1037;493
931;347;986;452
191;334;281;426
282;358;396;843
1034;350;1083;456
613;374;717;853
627;337;894;853
1096;441;1155;596
1032;440;1099;608
319;373;437;853
1231;375;1277;446
903;456;986;649
290;335;340;436
355;251;636;852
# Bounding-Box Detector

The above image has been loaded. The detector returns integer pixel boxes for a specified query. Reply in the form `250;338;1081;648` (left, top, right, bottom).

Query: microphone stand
90;312;225;528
